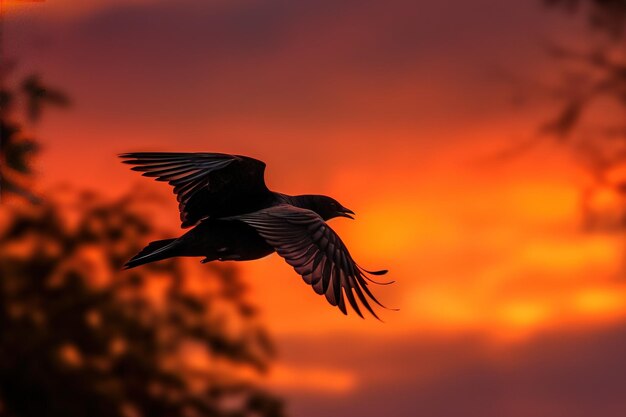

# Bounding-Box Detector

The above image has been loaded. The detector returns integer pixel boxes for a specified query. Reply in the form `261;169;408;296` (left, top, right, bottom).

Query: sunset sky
5;0;626;415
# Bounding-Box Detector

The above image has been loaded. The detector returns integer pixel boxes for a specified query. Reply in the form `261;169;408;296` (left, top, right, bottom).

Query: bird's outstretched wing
120;152;271;228
230;205;392;319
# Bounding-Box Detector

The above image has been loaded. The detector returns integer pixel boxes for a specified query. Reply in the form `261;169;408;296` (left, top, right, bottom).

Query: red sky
5;1;626;416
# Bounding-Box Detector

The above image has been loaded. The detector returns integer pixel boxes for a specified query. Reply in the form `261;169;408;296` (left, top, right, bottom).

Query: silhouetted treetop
546;0;626;38
0;73;284;417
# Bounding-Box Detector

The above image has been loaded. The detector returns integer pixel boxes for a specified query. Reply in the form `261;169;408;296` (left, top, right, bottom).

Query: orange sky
5;1;626;416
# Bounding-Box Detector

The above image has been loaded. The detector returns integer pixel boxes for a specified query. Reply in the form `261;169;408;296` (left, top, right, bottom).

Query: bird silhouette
120;152;392;318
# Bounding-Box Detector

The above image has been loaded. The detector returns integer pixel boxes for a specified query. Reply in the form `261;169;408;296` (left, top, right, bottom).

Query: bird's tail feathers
123;238;179;269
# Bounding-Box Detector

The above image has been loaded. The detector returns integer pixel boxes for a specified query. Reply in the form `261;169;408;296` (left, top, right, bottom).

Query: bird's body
120;152;391;318
125;219;274;267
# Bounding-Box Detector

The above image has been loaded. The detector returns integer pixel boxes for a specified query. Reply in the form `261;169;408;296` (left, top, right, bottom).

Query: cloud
267;364;356;394
277;322;626;417
6;0;553;133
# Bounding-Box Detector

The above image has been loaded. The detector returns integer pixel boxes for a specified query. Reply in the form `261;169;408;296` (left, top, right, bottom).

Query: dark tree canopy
546;0;626;38
540;0;626;231
0;76;284;417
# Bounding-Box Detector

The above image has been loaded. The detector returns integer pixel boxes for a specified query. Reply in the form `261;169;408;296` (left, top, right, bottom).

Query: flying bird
120;152;392;318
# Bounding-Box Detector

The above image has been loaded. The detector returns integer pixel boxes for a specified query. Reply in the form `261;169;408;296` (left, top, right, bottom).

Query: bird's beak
339;207;355;220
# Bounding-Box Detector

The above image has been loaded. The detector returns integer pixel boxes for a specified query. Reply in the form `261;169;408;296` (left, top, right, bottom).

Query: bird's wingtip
354;264;394;285
118;153;138;163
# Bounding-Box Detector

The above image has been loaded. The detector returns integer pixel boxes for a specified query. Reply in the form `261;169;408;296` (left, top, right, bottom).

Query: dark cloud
2;0;570;191
5;0;553;132
278;323;626;417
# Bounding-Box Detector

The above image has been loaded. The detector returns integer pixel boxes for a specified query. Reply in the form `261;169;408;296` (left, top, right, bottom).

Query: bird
119;152;393;319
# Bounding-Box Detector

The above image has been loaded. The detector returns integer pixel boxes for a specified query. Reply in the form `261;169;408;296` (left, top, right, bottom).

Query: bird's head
301;195;355;221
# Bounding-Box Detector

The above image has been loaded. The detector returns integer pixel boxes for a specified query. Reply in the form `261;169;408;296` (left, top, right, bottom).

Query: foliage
547;0;626;38
0;76;284;417
542;0;626;230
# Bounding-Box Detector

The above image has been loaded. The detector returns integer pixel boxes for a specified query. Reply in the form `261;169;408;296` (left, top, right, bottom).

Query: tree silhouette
21;74;70;123
547;0;626;38
0;76;284;417
1;78;37;202
541;0;626;230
